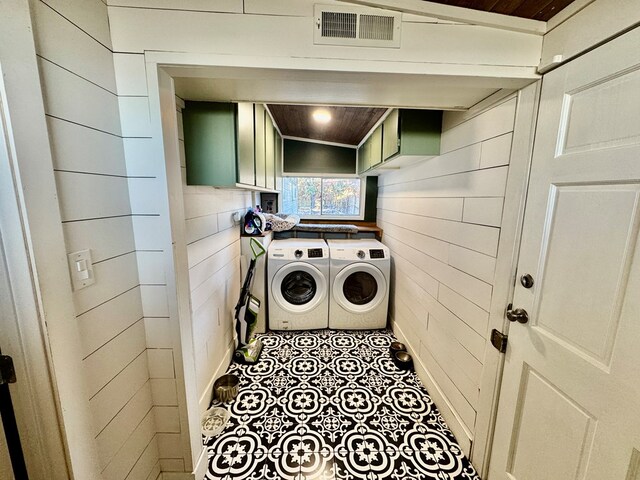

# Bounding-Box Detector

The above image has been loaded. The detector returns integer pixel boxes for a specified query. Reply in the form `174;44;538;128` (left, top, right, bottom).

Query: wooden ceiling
267;105;387;146
423;0;575;21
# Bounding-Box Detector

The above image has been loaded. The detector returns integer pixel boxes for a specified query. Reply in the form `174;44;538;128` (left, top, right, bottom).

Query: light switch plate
68;249;95;291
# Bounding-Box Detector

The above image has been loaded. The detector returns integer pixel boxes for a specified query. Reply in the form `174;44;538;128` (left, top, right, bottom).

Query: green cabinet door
275;130;283;191
265;113;275;190
382;109;399;161
254;104;266;188
369;125;383;168
358;136;370;174
183;101;237;186
397;109;442;156
236;102;255;186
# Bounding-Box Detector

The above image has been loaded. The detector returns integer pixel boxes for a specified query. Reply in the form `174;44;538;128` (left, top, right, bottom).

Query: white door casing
490;27;640;480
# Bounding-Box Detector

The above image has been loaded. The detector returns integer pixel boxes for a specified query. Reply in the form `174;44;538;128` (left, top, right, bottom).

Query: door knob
506;303;529;324
520;273;534;289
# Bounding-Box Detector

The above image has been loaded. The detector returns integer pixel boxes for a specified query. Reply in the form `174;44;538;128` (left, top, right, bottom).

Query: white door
490;27;640;480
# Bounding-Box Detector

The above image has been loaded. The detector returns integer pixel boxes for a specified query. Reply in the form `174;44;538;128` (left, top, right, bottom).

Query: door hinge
0;355;17;384
491;329;508;353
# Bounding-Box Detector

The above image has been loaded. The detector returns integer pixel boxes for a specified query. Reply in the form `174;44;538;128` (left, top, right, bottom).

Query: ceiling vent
314;4;401;48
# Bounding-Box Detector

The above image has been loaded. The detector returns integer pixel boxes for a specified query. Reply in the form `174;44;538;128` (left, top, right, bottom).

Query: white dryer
267;239;329;330
328;239;390;330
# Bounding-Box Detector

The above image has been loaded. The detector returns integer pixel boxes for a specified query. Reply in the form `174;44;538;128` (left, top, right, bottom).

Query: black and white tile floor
204;329;480;480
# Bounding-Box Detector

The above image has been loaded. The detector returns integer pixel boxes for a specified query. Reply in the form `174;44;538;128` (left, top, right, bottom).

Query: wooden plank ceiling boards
268;104;387;146
423;0;575;21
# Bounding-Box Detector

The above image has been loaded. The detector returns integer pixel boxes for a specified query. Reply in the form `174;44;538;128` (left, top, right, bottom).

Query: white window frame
279;173;367;221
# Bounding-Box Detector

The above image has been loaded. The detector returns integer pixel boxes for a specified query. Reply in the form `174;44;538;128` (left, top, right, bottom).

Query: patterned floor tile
204;329;479;480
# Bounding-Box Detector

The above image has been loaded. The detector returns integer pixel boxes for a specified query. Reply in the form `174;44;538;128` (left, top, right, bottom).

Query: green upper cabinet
183;101;279;191
183;101;238;186
383;109;442;161
275;130;283;191
254;104;267;188
358;124;383;174
358;108;442;175
369;125;383;169
237;102;255;186
265;114;276;191
382;109;399;160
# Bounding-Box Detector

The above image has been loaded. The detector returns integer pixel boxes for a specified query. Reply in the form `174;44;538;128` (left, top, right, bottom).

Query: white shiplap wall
378;97;517;455
31;1;160;479
176;105;251;418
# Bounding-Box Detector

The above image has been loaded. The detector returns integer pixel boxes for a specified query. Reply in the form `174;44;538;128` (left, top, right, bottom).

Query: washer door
333;263;386;314
272;262;327;313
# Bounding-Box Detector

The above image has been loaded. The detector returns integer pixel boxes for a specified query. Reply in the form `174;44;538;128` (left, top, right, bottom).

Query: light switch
68;250;95;291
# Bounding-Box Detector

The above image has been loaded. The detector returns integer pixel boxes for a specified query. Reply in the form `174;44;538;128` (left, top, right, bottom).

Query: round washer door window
281;271;317;305
272;262;327;313
333;263;386;314
343;271;378;305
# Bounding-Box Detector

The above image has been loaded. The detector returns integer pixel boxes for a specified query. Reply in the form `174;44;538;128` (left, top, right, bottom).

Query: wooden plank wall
30;1;160;480
377;97;517;454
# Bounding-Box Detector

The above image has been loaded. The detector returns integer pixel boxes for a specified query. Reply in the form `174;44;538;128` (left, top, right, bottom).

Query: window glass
282;177;361;217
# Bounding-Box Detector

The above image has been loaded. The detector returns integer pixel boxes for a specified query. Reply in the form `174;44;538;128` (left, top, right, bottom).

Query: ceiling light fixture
312;109;332;124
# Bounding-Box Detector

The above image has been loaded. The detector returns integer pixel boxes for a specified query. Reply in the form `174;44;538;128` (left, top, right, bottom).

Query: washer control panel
308;248;324;258
369;249;385;259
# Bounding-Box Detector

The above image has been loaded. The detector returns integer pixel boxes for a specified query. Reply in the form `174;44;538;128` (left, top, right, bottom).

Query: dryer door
272;262;327;313
333;263;386;314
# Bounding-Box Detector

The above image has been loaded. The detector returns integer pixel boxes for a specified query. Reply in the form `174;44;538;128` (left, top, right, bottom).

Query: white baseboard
391;318;473;456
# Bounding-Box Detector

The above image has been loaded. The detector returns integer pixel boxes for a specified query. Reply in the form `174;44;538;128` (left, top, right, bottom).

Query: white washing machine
268;239;329;330
328;239;390;330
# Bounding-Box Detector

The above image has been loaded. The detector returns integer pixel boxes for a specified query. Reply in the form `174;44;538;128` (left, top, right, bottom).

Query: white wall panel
107;0;243;13
101;411;155;480
153;406;181;433
72;252;139;315
378;167;509;200
96;382;153;468
63;216;135;263
78;286;143;358
140;285;170;317
107;7;541;68
463;197;504;227
119;96;152;137
42;0;113;48
83;320;146;398
38;58;121;135
136;251;166;284
479;132;512;168
47;117;126;176
33;0;117;93
150;379;178;406
89;353;149;435
440;98;516;153
113;53;148;96
144;318;172;348
124;138;161;177
56;171;131;222
147;349;175;379
380;96;517;452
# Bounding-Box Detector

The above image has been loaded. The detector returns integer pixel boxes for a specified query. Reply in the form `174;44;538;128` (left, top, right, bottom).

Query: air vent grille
321;11;357;39
359;14;395;41
314;5;401;48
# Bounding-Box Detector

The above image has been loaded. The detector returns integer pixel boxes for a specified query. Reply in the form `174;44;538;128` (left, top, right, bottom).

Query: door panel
254;104;266;188
490;27;640;480
236;102;255;186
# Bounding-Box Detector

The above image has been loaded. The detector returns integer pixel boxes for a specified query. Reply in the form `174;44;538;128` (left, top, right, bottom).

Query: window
281;177;362;218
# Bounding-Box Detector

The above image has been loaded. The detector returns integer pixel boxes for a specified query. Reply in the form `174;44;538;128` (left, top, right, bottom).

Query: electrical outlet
68;249;95;291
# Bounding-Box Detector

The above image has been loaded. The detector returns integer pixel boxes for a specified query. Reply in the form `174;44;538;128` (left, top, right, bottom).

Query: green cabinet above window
182;101;279;191
359;108;442;175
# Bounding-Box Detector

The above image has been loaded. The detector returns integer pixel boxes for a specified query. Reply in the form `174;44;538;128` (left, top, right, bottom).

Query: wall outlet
232;211;243;225
68;249;95;291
